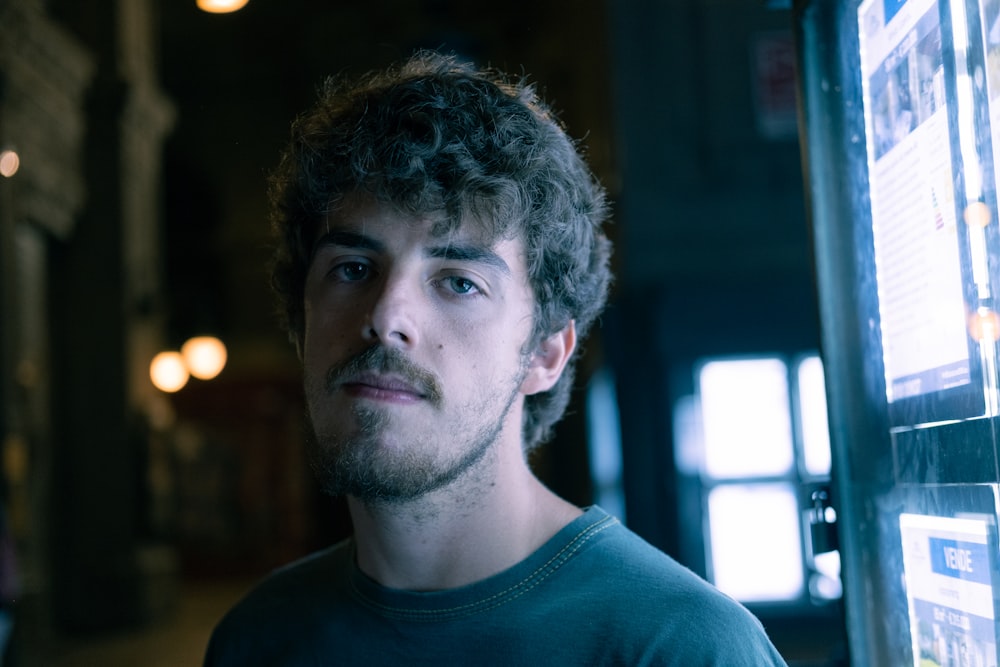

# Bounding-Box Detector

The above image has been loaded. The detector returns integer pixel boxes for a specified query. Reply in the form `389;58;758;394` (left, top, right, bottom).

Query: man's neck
346;446;581;591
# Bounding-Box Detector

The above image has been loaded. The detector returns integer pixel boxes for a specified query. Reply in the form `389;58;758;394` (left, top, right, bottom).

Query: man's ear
520;320;577;396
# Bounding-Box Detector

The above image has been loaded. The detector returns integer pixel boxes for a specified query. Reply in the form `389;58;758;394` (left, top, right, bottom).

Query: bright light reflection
969;308;1000;343
699;359;794;478
197;0;249;13
708;483;804;602
811;551;842;601
181;336;227;380
797;356;832;476
0;150;19;178
150;351;190;393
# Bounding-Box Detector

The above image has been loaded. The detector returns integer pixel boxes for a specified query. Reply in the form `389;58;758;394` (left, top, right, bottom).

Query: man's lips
323;347;443;407
339;372;427;403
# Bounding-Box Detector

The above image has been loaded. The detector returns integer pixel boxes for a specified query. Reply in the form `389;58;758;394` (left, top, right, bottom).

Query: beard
306;345;525;505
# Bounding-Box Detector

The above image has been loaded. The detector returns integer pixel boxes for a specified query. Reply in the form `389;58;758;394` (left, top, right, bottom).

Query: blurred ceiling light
197;0;249;13
181;336;228;380
150;351;190;393
0;150;20;178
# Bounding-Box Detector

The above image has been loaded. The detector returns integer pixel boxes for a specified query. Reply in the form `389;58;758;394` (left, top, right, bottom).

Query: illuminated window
675;354;838;606
707;483;803;601
699;358;794;478
798;356;832;477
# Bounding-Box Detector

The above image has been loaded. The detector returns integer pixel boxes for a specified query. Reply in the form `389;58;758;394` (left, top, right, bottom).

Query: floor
14;579;253;667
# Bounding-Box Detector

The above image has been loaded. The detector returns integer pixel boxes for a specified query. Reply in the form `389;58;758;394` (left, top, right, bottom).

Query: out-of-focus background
0;1;840;665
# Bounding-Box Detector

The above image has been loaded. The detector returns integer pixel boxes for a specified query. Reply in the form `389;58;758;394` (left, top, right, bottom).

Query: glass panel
699;358;795;479
708;482;805;602
798;355;833;476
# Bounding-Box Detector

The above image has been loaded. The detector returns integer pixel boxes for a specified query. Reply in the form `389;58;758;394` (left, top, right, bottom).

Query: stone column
0;0;176;644
0;0;95;649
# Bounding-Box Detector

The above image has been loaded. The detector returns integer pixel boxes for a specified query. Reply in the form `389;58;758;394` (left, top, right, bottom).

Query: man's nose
362;273;419;348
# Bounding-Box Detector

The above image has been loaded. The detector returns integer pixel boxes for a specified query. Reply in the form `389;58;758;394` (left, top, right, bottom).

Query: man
204;50;788;666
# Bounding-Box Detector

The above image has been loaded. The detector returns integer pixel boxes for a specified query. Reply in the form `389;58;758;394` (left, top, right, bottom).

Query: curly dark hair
269;50;612;452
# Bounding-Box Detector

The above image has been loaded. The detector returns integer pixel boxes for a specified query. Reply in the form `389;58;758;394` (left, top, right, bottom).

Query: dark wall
606;2;817;548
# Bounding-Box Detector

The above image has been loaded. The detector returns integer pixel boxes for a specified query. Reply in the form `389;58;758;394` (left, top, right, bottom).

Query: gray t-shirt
204;506;788;666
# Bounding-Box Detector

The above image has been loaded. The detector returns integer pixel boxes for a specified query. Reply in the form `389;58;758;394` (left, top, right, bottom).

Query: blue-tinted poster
900;513;999;666
859;0;972;406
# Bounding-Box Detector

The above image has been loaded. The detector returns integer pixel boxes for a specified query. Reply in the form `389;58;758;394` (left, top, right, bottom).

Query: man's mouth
340;372;428;404
324;346;443;407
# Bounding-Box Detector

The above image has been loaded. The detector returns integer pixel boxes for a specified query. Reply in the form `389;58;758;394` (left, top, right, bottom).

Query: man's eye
446;276;480;295
334;262;369;281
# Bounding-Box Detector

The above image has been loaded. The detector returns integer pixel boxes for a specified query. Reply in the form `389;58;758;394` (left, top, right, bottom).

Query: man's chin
313;459;438;504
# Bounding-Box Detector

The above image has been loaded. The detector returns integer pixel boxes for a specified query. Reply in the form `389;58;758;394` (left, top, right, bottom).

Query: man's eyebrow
312;230;384;256
312;230;511;275
429;243;511;275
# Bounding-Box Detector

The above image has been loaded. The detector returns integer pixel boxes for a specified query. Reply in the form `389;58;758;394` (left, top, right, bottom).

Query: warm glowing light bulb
964;201;992;228
0;150;19;178
150;351;190;393
969;308;1000;343
197;0;249;13
181;336;227;380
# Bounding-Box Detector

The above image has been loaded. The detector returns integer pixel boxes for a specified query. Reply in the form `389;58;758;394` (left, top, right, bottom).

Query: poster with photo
858;0;972;406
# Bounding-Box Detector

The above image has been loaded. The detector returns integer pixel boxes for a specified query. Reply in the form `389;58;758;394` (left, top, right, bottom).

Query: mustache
324;346;443;405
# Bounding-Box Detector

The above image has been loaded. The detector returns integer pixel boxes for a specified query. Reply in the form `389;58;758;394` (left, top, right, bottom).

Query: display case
794;0;1000;663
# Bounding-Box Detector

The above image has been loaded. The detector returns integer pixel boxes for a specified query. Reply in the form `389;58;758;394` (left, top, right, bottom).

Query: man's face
301;199;539;503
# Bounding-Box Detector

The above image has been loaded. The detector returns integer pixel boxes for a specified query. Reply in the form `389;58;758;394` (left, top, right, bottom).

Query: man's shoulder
577;512;757;613
248;537;352;598
203;539;354;665
576;521;743;610
570;509;711;592
557;509;787;664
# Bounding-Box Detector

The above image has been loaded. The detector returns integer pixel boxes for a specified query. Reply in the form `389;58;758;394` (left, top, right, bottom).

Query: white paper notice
859;0;972;403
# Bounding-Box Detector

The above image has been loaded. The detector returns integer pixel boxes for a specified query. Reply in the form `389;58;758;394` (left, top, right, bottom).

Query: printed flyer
858;0;971;405
900;513;999;667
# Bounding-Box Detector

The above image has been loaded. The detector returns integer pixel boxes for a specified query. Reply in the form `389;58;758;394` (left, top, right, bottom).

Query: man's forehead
320;197;512;247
